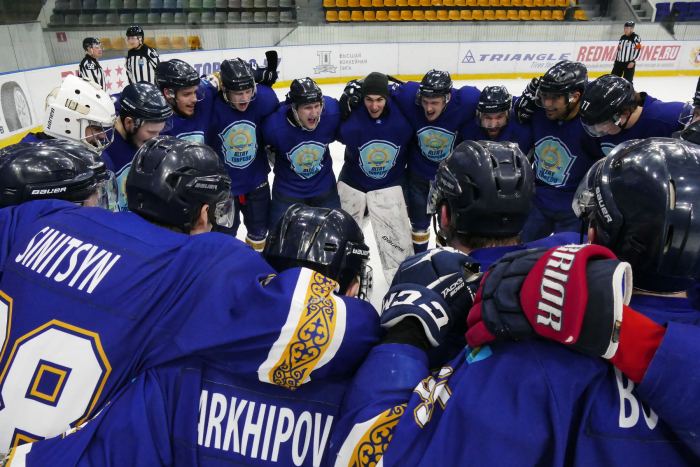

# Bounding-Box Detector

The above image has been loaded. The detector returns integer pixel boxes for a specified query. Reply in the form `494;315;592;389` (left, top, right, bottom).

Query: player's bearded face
540;93;569;120
480;111;508;137
173;86;199;117
422;97;447;121
126;120;166;147
227;88;254;111
297;103;322;129
364;95;386;118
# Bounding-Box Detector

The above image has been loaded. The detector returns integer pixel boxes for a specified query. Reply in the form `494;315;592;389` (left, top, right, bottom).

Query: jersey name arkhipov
15;226;121;294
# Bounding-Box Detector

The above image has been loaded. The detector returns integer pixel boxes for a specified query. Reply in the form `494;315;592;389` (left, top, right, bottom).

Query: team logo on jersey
176;131;205;144
601;142;616;156
359;140;400;179
286;141;327;179
115;163;131;212
219;121;257;169
534;136;576;187
416;127;456;163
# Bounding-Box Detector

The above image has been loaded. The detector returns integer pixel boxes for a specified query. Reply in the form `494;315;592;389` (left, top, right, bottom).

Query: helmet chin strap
560;94;581;121
291;104;321;131
432;212;449;247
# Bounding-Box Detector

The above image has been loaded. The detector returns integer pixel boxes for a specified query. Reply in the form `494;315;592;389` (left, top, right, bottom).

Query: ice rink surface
237;76;700;310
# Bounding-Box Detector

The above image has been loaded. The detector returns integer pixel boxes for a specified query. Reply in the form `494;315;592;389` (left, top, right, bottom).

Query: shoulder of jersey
148;46;159;58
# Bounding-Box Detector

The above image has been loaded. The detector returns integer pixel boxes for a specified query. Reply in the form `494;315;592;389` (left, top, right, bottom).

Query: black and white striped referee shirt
615;33;643;63
79;55;107;92
125;44;160;85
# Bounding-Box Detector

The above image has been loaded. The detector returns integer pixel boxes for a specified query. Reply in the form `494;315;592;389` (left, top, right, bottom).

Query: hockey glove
466;245;632;360
514;77;539;125
251;62;278;87
339;79;363;120
381;248;481;348
203;73;221;91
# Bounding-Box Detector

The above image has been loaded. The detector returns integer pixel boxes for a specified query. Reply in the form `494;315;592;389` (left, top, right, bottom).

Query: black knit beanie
362;72;389;99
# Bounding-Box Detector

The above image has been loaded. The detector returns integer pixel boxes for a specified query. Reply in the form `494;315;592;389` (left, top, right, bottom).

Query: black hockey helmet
538;60;588;97
264;204;372;300
126;25;144;40
0;142;111;209
576;137;700;293
580;74;635;136
82;37;101;51
155;59;201;92
625;21;635;28
286;78;323;106
126;136;234;233
477;86;512;114
119;82;173;130
220;58;255;92
680;119;700;144
428;140;534;242
417;69;453;100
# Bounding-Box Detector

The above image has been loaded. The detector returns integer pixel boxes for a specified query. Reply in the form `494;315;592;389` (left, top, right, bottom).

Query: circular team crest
359;140;400;179
690;47;700;68
534;137;576;187
219;121;257;169
416;126;456;163
287;141;328;179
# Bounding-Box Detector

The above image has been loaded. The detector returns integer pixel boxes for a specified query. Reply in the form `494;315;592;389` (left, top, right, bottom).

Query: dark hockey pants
611;60;636;83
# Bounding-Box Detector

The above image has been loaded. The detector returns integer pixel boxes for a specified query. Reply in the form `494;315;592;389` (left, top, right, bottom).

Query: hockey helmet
126;25;144;40
580;74;636;136
119;82;173;131
82;37;101;51
537;60;588;100
416;69;453;102
476;86;512;129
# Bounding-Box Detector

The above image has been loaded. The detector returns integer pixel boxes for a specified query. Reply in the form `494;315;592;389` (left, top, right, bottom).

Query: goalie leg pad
338;181;368;229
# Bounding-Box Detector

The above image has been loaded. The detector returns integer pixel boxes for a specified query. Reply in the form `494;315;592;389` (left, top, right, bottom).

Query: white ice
237;76;699;311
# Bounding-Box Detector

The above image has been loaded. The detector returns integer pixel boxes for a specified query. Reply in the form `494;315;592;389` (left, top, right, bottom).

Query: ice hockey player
263;78;341;231
124;25;159;85
336;72;414;283
2;205;384;467
21;75;117;162
103;82;172;211
460;85;533;155
514;60;599;243
78;38;106;92
331;138;700;466
207;58;279;250
387;70;480;253
580;74;684;156
155;59;217;143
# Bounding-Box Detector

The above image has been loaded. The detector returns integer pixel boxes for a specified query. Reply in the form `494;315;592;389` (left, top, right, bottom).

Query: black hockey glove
514;77;539;124
339;79;363;120
251;51;278;87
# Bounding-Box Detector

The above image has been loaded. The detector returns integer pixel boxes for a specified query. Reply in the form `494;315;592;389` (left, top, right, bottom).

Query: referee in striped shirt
125;25;160;85
611;21;642;83
79;38;106;91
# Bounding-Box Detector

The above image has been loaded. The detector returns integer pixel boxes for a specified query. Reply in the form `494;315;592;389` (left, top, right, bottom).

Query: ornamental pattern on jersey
176;131;205;144
219;121;257;169
271;272;338;390
115;164;131;212
416;126;456;163
413;367;453;428
286;141;328;179
534;136;577;187
359;140;400;180
351;404;406;467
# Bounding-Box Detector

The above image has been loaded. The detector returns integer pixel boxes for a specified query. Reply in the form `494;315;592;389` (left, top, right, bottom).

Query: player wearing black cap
612;21;642;83
125;25;159;85
79;37;106;91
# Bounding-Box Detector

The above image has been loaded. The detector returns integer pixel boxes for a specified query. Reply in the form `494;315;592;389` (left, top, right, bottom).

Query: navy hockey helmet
417;69;453;100
82;37;101;51
264;204;372;301
580;74;636;136
220;58;255;92
119;82;173;130
428;140;534;242
0;142;111;209
155;59;201;92
538;60;588;97
126;25;144;40
126;136;234;233
680;119;700;144
286;78;324;106
477;86;512;114
577;137;700;293
625;21;635;28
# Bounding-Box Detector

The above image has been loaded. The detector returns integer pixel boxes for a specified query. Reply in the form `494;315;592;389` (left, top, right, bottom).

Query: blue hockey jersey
336;99;413;192
262;96;340;198
207;85;279;195
459;114;534;156
0;200;381;455
391;82;481;180
160;81;218;144
531;109;602;212
101;130;139;212
330;294;700;466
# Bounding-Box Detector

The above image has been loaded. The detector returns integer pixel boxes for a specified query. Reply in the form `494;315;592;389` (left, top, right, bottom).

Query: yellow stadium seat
389;9;400;18
170;37;185;49
385;0;396;4
413;9;425;19
336;0;348;5
351;10;364;19
522;0;533;6
460;8;472;18
408;0;419;5
144;36;156;48
448;9;460;18
499;0;510;5
431;0;442;5
339;9;351;19
99;38;111;50
360;0;371;6
372;0;383;5
472;8;484;18
507;9;518;18
437;9;449;18
489;0;499;5
574;9;587;19
400;9;413;18
477;0;488;5
555;0;567;5
187;36;201;50
326;10;339;19
544;0;554;6
396;0;407;5
376;10;388;19
425;9;437;18
455;0;466;4
529;8;541;18
444;0;454;4
465;0;477;5
511;0;522;5
420;0;431;6
540;9;551;18
364;10;376;19
323;0;335;6
155;37;170;50
533;0;544;6
495;8;507;18
517;8;529;18
484;9;495;18
349;0;359;6
552;9;563;19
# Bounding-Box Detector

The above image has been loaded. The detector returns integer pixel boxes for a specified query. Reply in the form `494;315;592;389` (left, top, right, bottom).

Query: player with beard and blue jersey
389;70;480;254
155;59;217;144
2;204;382;467
579;74;685;157
460;86;533;156
207;58;280;251
102;82;172;212
263;78;341;232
